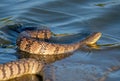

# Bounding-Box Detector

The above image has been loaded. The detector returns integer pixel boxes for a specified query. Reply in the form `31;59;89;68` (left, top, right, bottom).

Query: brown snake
16;29;101;55
0;28;102;80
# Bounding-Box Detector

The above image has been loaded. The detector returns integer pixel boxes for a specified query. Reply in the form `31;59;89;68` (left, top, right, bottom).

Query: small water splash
86;42;120;50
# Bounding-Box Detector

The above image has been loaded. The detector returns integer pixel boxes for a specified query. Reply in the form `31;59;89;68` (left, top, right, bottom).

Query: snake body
0;28;102;80
0;58;44;80
17;29;101;55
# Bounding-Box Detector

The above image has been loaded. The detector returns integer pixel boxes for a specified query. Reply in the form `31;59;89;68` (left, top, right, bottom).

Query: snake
0;28;102;80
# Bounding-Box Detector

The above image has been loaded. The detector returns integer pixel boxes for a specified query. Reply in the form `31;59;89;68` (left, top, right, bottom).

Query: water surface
0;0;120;81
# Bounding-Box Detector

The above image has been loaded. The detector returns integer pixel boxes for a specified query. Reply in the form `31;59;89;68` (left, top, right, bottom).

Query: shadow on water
18;50;73;64
8;74;42;81
0;0;120;81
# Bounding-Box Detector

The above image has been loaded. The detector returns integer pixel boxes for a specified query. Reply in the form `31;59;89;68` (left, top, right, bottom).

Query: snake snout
85;32;102;45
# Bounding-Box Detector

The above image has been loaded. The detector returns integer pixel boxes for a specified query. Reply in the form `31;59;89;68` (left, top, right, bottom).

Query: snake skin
17;29;102;55
0;58;44;80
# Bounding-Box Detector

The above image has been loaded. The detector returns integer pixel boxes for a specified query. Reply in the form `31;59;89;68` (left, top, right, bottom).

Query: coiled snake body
0;28;102;80
17;29;101;55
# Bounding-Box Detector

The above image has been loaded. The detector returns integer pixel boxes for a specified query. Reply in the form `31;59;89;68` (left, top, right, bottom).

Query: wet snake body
17;29;101;55
0;28;102;80
0;58;45;81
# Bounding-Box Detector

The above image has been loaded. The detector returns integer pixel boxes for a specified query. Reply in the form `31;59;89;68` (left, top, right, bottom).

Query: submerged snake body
17;29;102;55
0;28;102;80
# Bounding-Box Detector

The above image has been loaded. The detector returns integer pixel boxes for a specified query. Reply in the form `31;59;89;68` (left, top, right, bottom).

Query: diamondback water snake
17;28;101;55
0;28;102;80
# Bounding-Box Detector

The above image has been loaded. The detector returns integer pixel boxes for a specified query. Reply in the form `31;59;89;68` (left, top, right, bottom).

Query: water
0;0;120;81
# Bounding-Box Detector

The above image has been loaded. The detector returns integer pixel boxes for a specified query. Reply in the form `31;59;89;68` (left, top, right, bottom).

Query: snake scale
0;28;102;80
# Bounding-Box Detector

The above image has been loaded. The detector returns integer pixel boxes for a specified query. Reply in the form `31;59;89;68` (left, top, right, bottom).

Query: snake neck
79;32;102;45
72;32;102;51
